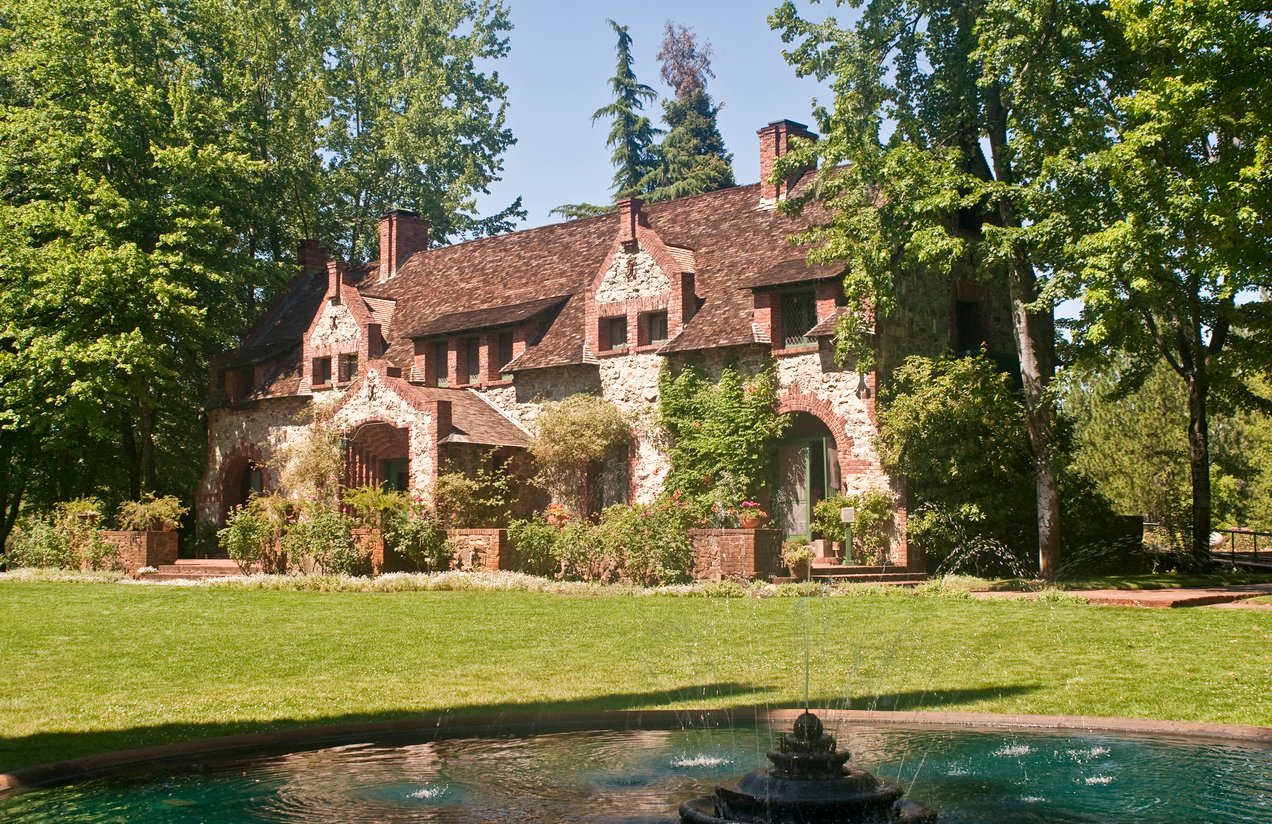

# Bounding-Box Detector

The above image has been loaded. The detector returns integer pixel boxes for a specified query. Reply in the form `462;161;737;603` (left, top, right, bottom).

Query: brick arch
344;420;410;489
777;386;857;491
217;442;272;523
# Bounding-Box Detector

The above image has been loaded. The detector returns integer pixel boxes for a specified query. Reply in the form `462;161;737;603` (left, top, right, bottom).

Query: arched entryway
218;450;267;523
776;412;841;538
345;422;410;491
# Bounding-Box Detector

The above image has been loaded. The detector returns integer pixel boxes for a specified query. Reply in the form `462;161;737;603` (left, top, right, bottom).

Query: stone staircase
148;558;247;581
809;562;928;586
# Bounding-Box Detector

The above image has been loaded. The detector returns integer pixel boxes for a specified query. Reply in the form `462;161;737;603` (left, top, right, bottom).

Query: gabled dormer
585;198;699;359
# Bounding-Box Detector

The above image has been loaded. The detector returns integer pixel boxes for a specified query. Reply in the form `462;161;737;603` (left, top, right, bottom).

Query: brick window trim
598;314;629;354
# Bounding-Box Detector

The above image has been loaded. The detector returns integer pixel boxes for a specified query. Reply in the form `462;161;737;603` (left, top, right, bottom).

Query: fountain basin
1;709;1268;822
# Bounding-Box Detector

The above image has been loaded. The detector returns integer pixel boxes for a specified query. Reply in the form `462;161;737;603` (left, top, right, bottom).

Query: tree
0;0;522;546
640;22;734;202
592;19;661;199
1052;0;1272;562
315;0;523;262
770;0;1120;577
0;0;268;529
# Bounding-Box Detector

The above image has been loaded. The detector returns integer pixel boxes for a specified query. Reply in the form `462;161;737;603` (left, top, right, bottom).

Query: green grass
1;580;1269;772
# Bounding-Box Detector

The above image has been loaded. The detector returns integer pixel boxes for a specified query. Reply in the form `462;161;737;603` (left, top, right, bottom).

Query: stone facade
197;118;1010;575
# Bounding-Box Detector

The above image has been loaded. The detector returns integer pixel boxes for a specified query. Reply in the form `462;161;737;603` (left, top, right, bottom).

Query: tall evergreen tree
593;19;660;199
641;22;734;202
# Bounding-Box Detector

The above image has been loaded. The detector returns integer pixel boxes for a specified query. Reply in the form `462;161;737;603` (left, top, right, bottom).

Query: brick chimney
326;259;348;305
298;239;325;274
617;197;643;245
378;209;429;282
758;119;818;205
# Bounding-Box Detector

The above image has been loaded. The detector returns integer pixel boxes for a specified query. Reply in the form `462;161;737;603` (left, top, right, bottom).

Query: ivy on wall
658;360;789;513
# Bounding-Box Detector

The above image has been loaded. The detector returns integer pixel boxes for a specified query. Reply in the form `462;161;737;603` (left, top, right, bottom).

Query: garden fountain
679;711;935;823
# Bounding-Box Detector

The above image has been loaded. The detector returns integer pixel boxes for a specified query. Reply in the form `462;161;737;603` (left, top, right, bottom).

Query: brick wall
689;528;783;581
101;530;179;575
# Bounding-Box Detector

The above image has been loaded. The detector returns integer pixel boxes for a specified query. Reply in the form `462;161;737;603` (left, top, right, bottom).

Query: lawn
1;579;1268;773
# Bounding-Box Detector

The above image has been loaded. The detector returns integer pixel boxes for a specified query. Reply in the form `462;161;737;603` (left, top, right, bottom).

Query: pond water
3;723;1269;822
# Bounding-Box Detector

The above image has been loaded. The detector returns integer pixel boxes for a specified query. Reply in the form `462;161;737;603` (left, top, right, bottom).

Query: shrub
383;504;451;571
218;493;289;573
342;485;408;529
507;517;562;576
117;493;188;531
529;394;630;515
592;502;694;585
6;515;74;569
4;499;115;570
219;506;271;574
283;502;365;576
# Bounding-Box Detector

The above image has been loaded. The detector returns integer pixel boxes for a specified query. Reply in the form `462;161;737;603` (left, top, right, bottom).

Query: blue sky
478;1;834;228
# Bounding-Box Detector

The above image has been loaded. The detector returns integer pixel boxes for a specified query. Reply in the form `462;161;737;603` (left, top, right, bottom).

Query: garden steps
809;564;928;585
149;559;249;580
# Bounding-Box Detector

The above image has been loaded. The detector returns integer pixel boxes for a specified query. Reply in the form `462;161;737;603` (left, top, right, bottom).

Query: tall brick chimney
758;119;818;205
326;259;348;305
617;197;643;245
378;209;429;282
298;239;325;274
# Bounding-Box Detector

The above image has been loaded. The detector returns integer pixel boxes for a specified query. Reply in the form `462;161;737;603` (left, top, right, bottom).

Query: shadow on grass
0;682;769;779
1;682;1041;785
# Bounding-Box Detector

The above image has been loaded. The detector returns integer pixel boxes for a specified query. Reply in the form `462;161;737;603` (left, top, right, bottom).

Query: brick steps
810;564;928;585
150;559;247;580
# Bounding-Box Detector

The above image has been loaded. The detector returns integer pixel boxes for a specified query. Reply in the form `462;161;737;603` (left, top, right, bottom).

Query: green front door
778;438;829;539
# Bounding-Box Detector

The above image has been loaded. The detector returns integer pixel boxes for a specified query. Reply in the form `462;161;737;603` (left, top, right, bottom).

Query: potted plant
781;541;815;580
117;493;187;532
737;501;767;529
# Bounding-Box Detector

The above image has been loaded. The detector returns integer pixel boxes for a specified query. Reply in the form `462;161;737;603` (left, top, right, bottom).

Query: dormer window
435;341;449;387
313;356;332;386
464;336;481;384
639;311;668;346
780;291;817;348
600;315;628;352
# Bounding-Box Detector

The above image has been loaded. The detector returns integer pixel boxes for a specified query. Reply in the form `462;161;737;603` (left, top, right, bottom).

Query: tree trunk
1006;255;1063;578
121;410;141;500
985;82;1062;578
1185;373;1212;565
139;399;157;493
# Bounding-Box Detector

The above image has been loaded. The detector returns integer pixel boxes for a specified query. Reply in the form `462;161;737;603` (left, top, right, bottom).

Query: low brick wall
689;528;783;581
447;529;509;572
101;530;179;575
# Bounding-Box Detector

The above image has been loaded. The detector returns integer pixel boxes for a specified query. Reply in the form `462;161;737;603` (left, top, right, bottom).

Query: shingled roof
358;181;834;366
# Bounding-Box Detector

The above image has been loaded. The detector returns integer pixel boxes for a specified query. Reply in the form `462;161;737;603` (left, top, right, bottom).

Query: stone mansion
196;120;1013;569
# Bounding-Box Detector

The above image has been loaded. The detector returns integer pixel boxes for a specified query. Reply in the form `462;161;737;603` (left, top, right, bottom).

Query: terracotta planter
738;516;764;530
788;560;811;580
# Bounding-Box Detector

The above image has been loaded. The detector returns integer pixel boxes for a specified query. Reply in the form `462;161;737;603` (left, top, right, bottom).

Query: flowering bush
545;502;571;522
383;501;451;572
738;501;769;521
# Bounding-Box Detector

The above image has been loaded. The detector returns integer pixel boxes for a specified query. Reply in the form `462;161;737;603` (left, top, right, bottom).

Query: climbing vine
658;360;789;518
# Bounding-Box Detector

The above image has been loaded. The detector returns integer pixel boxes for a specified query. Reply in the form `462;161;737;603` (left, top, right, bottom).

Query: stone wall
101;530;178;575
595;248;670;303
447;529;509;572
689;528;783;581
197;396;312;525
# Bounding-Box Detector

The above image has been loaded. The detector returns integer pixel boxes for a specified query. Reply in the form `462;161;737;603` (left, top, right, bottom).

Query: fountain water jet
679;711;936;823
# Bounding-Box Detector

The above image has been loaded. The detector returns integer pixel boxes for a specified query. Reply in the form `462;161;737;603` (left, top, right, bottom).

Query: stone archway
217;445;269;523
344;421;410;491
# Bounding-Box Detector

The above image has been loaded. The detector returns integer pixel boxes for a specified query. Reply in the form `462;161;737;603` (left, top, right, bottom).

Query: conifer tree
642;22;734;202
593;19;660;198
